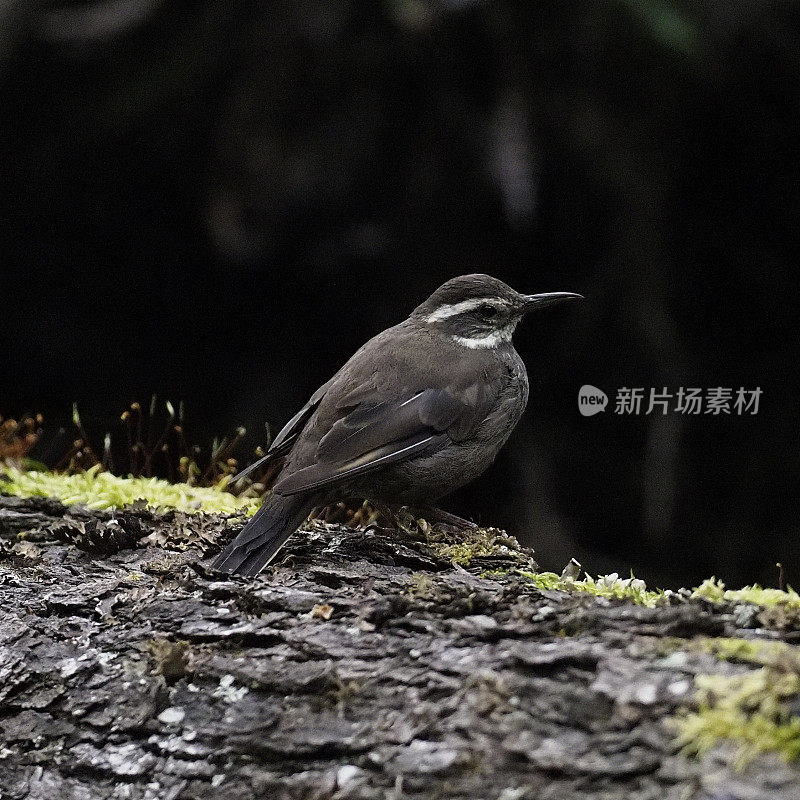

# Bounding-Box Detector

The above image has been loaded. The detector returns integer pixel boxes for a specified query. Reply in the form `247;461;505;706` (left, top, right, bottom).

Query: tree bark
0;495;797;800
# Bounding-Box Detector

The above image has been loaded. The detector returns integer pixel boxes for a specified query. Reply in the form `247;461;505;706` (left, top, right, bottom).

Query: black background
2;1;798;588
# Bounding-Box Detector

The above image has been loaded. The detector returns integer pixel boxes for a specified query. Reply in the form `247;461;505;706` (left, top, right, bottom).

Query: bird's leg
357;502;424;536
387;504;421;533
408;505;479;531
310;502;349;524
357;500;396;529
357;501;476;537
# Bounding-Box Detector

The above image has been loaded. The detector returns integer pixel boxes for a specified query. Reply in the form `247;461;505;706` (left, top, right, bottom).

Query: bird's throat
451;326;515;349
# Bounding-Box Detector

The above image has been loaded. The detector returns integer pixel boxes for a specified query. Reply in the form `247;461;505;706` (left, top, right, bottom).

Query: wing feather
273;433;447;495
272;388;482;496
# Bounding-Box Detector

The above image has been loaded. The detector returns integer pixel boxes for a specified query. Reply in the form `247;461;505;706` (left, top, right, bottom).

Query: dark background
1;1;798;588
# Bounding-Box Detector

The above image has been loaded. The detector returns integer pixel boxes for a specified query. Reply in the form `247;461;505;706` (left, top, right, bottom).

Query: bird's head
411;273;582;349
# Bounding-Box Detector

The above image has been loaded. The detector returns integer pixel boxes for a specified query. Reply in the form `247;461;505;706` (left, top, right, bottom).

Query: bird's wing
272;386;488;496
231;378;333;482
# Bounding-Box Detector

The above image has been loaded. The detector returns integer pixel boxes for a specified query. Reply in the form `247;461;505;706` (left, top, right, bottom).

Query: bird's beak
522;291;583;313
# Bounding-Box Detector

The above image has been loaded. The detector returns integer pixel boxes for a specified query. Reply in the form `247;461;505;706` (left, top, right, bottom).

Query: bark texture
0;495;798;800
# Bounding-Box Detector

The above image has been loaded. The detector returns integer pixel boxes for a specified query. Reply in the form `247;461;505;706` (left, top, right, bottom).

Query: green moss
692;576;727;602
407;573;436;598
674;669;800;766
692;577;800;610
435;539;497;566
422;525;537;570
0;465;259;515
673;634;800;766
698;637;800;667
517;570;664;608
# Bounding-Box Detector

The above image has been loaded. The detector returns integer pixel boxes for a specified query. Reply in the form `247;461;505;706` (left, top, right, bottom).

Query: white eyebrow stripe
425;297;509;323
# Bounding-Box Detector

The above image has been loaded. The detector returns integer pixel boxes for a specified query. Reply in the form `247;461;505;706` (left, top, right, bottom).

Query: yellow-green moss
0;465;259;515
674;669;800;766
697;637;800;667
672;634;800;767
517;570;664;608
435;539;497;566
407;572;436;598
422;525;535;569
692;577;800;610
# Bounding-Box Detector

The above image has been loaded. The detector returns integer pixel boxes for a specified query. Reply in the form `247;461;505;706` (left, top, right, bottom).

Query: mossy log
1;495;798;800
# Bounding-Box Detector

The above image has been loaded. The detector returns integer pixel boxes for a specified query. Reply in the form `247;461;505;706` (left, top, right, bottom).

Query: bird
213;274;581;576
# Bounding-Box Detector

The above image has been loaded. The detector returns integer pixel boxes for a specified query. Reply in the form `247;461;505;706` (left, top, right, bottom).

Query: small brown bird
214;274;581;576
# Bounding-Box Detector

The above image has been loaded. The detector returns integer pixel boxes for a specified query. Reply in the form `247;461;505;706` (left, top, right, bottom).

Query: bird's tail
212;493;317;577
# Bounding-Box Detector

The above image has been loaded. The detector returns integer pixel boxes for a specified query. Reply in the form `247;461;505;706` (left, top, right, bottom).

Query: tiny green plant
674;668;800;766
692;577;800;610
1;399;269;490
0;464;259;515
517;569;665;607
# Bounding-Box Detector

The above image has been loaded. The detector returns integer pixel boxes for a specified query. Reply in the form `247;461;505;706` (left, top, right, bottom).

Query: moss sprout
422;525;537;570
0;465;258;515
692;577;800;610
435;538;498;566
698;637;800;668
674;668;800;766
673;634;800;766
517;570;664;608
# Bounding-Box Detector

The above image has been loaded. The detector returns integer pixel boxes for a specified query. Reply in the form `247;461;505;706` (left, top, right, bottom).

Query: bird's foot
313;501;477;537
369;504;479;537
361;502;421;535
409;506;479;532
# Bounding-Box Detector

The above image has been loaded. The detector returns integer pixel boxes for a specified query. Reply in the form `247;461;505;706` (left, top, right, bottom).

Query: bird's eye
479;304;498;318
